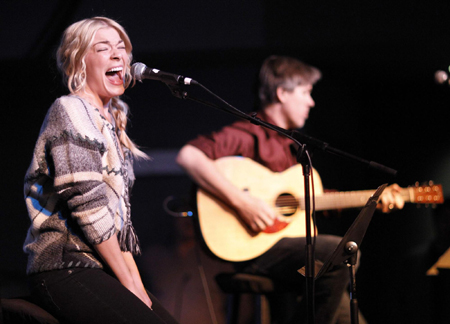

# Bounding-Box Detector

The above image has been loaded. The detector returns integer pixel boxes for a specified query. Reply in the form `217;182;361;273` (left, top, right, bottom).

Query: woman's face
83;27;128;104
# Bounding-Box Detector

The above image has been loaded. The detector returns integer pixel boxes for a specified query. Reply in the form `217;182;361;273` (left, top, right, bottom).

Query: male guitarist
176;55;405;324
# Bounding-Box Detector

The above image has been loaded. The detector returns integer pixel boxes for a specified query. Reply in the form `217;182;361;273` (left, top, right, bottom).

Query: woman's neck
76;91;112;123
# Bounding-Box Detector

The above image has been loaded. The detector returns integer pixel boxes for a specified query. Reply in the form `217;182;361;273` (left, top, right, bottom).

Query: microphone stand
159;82;397;323
310;184;388;324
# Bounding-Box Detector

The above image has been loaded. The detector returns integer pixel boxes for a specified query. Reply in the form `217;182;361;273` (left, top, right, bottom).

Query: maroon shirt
188;111;298;172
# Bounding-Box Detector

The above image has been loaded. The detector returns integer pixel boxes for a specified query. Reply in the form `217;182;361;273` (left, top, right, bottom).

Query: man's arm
176;144;276;232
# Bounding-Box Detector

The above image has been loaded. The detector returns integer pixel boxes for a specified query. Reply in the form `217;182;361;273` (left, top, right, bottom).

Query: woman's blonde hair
57;17;148;159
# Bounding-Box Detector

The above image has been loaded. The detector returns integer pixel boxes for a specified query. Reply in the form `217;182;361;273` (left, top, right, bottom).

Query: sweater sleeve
44;98;116;245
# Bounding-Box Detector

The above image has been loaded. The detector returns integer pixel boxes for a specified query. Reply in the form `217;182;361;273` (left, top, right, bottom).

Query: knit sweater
23;95;139;275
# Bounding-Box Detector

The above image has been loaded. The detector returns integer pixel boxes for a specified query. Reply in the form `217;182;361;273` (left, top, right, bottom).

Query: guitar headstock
411;181;444;206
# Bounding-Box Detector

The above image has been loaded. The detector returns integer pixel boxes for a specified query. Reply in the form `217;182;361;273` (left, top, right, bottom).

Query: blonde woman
23;17;178;324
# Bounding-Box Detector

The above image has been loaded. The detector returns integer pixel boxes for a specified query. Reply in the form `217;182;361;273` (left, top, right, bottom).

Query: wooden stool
216;272;292;324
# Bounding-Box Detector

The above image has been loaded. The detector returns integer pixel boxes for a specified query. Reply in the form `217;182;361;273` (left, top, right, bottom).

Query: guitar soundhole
276;193;298;217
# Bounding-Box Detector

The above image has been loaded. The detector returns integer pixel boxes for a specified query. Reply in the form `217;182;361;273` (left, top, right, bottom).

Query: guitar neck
302;188;415;211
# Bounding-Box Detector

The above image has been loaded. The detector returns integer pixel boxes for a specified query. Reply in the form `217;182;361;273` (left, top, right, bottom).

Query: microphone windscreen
131;62;146;82
434;70;448;84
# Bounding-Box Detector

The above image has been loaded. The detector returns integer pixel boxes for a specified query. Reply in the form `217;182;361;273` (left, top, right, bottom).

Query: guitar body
196;156;322;262
196;156;443;262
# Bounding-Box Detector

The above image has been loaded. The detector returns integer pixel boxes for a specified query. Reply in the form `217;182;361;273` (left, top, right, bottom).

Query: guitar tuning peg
415;181;419;187
429;180;434;186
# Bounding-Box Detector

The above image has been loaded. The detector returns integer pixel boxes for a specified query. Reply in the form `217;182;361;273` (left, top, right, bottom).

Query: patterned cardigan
23;95;140;275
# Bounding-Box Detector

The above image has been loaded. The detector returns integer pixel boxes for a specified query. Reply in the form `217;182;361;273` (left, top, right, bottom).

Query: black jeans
28;268;179;324
237;235;351;324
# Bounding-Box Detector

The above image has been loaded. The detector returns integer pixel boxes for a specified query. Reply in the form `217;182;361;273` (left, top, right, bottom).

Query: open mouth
105;67;123;85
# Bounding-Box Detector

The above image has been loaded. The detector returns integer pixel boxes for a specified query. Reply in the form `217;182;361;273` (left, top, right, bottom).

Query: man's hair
258;55;322;108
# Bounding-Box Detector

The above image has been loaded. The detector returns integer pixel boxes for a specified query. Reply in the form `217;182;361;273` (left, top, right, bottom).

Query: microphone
435;70;449;85
131;62;197;85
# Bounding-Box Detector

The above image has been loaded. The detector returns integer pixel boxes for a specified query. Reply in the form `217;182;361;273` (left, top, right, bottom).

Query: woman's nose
111;49;122;60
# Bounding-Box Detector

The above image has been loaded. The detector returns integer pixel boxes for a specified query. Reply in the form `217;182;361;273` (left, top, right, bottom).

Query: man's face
279;84;315;129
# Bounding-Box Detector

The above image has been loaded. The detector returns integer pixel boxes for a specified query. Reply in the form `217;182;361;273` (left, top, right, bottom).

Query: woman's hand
94;237;153;310
124;280;153;310
121;251;153;310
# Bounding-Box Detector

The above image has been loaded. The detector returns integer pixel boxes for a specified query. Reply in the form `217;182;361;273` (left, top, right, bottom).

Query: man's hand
378;183;405;213
234;191;277;232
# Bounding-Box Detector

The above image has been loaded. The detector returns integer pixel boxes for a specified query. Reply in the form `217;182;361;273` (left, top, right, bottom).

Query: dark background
2;1;450;323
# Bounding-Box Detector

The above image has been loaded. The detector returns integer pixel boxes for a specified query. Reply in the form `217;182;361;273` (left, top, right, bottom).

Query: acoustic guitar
196;156;444;262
